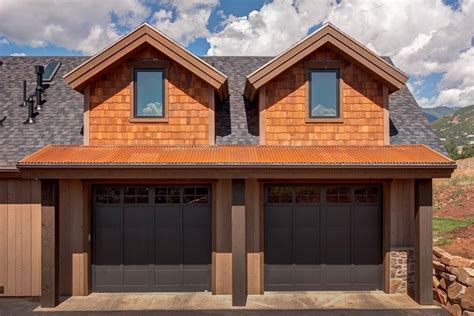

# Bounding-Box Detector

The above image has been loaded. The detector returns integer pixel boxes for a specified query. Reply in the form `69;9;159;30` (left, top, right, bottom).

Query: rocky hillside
422;106;460;123
432;105;474;145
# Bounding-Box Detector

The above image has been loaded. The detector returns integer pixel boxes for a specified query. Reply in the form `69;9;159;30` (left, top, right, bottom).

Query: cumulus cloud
0;0;473;108
0;0;150;55
151;0;219;46
0;38;9;45
207;0;334;56
9;52;26;56
206;0;474;108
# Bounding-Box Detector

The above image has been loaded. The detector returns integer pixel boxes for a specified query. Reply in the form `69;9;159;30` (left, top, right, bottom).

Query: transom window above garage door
266;185;380;204
94;185;210;205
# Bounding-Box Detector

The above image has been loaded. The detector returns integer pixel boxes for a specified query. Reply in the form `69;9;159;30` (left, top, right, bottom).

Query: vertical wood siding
264;47;385;145
213;179;232;294
0;179;41;296
59;179;86;296
88;47;211;145
390;179;415;247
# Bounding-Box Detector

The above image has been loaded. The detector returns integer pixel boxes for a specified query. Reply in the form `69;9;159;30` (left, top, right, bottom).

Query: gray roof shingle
0;55;446;168
0;56;88;168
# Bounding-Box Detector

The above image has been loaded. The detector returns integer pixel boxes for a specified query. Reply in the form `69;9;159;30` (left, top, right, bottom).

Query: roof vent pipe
35;65;44;110
20;80;27;107
24;95;35;124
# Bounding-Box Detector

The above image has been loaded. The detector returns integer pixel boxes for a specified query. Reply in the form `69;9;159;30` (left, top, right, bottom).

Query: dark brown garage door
92;185;211;292
264;184;382;291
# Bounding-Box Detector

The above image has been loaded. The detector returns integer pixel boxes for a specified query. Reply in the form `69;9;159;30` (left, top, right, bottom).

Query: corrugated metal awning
17;144;455;169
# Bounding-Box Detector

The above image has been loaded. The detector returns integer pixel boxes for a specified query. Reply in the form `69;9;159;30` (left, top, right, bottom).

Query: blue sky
1;0;473;108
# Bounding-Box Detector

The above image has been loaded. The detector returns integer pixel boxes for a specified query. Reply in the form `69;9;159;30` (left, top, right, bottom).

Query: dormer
245;23;408;146
64;23;228;145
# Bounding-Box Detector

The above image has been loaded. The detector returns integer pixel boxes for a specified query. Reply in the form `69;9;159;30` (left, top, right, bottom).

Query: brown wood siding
213;179;232;294
58;179;87;296
264;47;384;145
245;179;263;294
389;179;415;247
0;179;41;296
89;46;210;145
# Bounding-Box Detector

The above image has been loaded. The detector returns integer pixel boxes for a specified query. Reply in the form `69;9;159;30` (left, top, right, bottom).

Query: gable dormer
245;23;408;146
64;23;227;146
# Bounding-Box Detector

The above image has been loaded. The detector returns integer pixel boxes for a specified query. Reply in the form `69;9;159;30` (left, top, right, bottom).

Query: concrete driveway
0;292;449;315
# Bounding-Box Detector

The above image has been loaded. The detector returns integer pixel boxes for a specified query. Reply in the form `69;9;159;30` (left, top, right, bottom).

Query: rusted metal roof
17;144;454;169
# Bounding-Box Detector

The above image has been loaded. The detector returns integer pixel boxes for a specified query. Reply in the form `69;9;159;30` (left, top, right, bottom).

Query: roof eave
16;163;456;169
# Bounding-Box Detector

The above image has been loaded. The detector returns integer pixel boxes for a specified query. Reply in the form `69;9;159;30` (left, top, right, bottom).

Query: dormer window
308;69;340;119
133;69;165;118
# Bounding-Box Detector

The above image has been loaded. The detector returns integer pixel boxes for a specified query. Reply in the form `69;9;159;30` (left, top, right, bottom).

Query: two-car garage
92;183;382;293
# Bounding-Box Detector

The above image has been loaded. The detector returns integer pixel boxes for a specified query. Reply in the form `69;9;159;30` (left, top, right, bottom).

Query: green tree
444;139;460;160
460;145;474;159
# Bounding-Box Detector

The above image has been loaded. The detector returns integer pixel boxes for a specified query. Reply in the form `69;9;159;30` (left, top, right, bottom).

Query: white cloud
0;38;9;45
206;0;474;108
0;0;473;108
417;47;474;108
207;0;334;56
151;0;219;46
0;0;150;55
9;52;26;56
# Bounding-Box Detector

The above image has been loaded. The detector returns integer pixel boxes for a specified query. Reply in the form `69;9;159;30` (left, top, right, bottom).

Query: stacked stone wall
433;247;474;316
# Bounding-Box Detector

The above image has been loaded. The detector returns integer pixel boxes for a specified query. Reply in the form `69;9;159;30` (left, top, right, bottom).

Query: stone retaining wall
433;246;474;316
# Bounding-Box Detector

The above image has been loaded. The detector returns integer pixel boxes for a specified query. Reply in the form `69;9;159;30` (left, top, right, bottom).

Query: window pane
135;70;164;117
310;70;338;117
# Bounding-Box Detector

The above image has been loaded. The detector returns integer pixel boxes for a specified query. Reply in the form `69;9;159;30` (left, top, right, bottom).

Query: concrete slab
0;292;449;315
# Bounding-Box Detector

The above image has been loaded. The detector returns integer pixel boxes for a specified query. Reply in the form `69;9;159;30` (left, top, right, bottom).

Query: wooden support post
232;179;247;306
41;180;59;308
382;181;391;293
414;179;433;305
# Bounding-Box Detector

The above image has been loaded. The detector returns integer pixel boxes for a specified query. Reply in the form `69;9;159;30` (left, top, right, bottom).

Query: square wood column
414;179;433;305
232;179;247;306
41;180;59;307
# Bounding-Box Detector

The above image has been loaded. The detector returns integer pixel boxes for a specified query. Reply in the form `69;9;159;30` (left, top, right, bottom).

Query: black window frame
308;69;341;119
133;68;166;119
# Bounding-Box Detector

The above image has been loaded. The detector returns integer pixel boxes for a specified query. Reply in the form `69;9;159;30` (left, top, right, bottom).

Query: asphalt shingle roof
0;55;446;168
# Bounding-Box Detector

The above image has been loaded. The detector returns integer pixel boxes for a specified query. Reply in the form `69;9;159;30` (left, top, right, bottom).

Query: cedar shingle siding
265;48;384;146
89;48;210;145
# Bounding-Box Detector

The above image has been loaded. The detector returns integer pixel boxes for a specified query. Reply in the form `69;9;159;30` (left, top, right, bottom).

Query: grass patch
433;216;474;246
433;216;474;234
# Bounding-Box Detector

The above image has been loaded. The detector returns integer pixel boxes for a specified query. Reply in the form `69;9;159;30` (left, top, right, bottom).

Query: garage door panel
265;205;292;264
352;265;382;284
95;206;123;266
183;205;211;266
324;266;351;287
95;270;123;287
183;268;211;287
293;266;322;285
155;205;182;265
124;206;154;265
265;268;293;288
264;184;382;291
154;269;182;286
123;269;154;286
353;206;379;226
93;185;211;292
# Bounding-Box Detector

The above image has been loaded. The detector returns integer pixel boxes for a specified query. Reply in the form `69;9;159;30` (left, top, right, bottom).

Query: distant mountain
422;106;461;122
432;105;474;144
